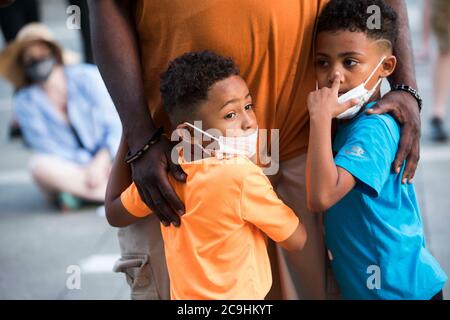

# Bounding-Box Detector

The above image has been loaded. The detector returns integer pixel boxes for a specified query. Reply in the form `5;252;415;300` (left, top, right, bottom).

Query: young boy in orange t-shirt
105;51;307;300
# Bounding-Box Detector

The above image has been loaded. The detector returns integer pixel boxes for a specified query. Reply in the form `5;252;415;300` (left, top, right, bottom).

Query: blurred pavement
0;0;128;300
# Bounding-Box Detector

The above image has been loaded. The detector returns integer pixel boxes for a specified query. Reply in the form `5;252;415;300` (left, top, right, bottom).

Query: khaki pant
431;0;450;53
114;214;170;300
267;153;340;299
114;153;339;299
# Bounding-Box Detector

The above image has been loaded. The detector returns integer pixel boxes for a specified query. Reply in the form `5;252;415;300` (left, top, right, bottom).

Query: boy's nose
242;112;256;131
328;69;344;86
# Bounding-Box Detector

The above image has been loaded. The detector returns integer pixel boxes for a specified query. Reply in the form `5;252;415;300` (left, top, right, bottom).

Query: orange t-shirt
120;153;300;300
134;0;328;161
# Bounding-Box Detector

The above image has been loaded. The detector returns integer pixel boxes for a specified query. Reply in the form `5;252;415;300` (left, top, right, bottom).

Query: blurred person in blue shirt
0;23;121;210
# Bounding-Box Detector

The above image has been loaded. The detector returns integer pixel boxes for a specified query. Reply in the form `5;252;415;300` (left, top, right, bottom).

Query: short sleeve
240;167;299;242
334;116;399;197
120;182;152;218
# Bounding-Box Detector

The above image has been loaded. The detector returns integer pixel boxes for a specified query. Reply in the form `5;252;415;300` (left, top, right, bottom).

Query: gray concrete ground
0;0;449;299
0;0;129;300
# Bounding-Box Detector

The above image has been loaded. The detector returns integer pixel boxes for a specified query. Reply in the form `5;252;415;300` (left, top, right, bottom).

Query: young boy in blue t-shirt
306;0;447;299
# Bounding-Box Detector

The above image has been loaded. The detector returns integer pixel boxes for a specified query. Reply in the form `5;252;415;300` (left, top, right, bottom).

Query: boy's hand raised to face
307;72;359;120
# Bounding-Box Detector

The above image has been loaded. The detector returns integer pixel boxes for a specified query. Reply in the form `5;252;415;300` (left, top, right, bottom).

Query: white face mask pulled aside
183;122;258;159
335;56;386;120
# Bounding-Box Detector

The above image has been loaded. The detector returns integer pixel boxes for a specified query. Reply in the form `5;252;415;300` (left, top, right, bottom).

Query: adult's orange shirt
135;0;327;161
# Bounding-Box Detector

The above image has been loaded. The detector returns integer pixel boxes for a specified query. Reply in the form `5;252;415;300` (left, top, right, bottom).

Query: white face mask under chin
183;122;258;159
335;56;386;120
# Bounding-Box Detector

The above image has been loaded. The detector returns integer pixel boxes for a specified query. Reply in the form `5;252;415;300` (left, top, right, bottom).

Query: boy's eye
244;103;254;111
224;112;237;120
344;59;357;67
316;59;329;67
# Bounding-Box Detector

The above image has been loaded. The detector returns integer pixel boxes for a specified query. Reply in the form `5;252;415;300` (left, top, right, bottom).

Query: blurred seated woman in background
0;23;122;211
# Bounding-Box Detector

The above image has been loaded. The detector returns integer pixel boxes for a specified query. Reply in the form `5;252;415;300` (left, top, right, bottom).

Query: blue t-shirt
326;102;447;300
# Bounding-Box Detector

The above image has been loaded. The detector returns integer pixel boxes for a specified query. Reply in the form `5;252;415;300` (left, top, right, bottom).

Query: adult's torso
135;0;326;161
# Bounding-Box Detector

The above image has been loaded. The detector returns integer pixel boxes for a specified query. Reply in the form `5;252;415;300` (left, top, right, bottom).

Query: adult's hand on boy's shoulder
131;135;187;227
366;90;421;184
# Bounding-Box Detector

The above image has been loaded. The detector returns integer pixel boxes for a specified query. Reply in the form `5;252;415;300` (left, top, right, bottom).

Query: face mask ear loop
179;126;214;158
363;56;387;87
372;78;383;92
183;122;219;157
183;122;219;142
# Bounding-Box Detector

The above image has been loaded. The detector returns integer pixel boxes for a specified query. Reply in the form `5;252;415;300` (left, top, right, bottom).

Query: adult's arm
87;0;185;227
367;0;421;184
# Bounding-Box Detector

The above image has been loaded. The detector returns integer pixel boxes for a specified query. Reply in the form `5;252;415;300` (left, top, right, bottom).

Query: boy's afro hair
317;0;398;46
160;50;239;124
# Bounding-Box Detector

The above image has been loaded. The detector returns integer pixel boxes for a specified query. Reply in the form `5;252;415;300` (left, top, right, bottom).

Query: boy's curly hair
160;50;239;125
317;0;398;47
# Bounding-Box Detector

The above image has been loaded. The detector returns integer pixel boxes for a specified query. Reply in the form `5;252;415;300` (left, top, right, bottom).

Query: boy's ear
176;123;195;144
380;55;397;79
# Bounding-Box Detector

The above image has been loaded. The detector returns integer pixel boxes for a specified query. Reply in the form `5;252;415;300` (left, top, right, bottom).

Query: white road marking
0;170;31;185
79;254;121;274
421;146;450;163
0;99;12;112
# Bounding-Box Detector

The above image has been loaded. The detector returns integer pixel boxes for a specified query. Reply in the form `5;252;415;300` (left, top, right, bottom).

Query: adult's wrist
124;121;158;154
390;84;422;112
124;126;165;164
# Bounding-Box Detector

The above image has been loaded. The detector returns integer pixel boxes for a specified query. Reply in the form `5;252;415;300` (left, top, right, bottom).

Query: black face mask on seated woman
24;56;57;83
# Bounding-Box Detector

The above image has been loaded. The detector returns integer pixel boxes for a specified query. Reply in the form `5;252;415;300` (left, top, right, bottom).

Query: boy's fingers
331;72;341;94
336;98;360;115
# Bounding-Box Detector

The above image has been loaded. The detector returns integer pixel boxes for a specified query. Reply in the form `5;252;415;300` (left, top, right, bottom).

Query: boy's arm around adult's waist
239;165;307;251
105;135;151;227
